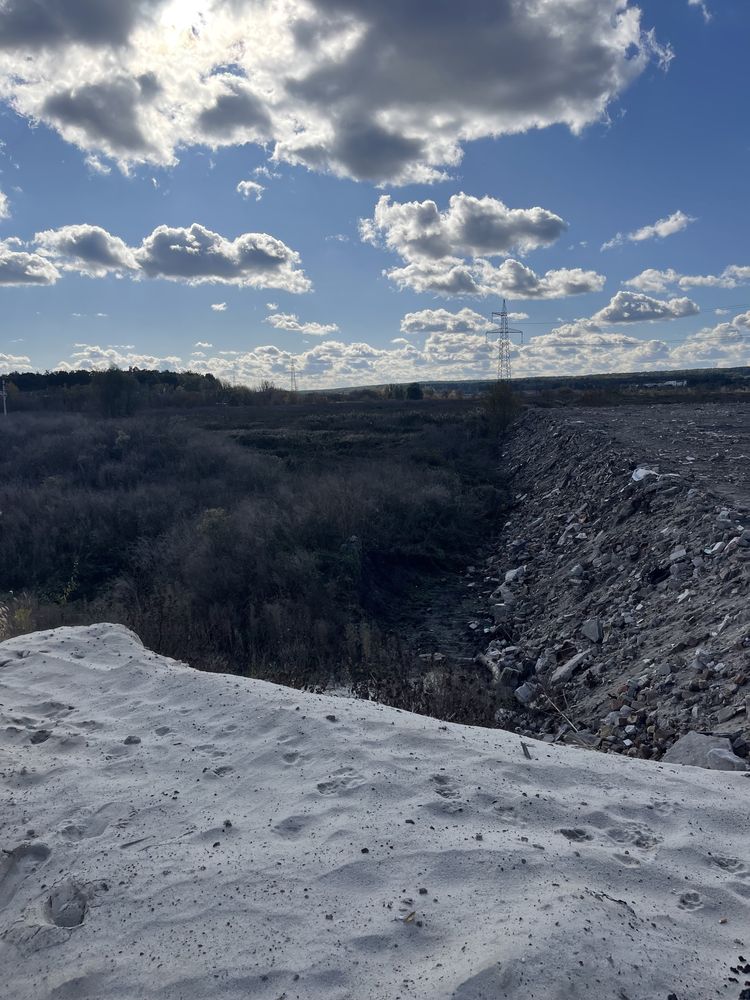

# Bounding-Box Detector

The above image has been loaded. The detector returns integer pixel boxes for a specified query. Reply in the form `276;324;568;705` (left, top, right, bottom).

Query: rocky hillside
471;403;750;766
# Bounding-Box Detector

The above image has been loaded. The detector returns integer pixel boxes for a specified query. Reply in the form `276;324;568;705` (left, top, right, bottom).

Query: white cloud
194;341;213;348
602;210;695;251
688;0;712;23
35;223;139;277
670;322;749;367
265;312;339;336
54;315;748;388
388;256;605;300
361;193;567;260
400;308;492;336
401;306;533;336
236;179;265;201
0;1;671;183
733;311;750;330
2;221;310;292
361;193;602;300
0;351;32;371
211;302;227;312
625;264;750;293
59;343;182;372
592;290;699;324
136;223;311;291
0;189;10;219
0;242;60;285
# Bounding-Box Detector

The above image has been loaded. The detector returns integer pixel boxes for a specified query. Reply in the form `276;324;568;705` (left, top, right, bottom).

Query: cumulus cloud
236;179;265;201
625;264;750;293
59;342;182;372
0;1;671;181
211;303;227;312
602;210;695;251
361;193;601;300
41;73;163;159
0;351;32;371
34;223;139;276
361;193;567;260
1;222;310;291
388;256;605;300
135;223;310;291
265;312;339;336
194;340;212;347
0;0;165;51
400;308;492;336
0;242;60;285
670;322;749;367
592;290;699;324
0;189;10;219
197;77;271;145
53;314;747;388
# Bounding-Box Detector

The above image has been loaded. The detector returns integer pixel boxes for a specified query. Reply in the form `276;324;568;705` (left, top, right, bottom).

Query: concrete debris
551;650;589;685
581;618;604;643
471;403;750;763
662;731;748;771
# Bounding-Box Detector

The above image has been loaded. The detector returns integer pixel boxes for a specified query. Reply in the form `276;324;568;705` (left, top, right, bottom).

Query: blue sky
0;0;748;387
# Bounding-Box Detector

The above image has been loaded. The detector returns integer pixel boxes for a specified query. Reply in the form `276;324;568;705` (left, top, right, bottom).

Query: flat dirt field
572;402;749;509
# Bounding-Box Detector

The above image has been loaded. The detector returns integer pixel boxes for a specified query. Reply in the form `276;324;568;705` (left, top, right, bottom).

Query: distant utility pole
289;358;298;394
488;300;524;382
1;379;7;416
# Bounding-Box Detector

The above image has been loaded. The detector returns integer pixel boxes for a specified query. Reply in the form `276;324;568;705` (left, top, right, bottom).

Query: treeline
0;395;516;702
0;367;447;416
2;368;270;415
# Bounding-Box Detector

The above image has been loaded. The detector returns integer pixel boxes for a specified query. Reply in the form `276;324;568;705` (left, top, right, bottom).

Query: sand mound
1;624;749;999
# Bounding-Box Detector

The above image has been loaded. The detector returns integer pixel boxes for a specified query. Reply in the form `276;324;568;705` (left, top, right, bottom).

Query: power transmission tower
488;300;524;382
289;358;298;393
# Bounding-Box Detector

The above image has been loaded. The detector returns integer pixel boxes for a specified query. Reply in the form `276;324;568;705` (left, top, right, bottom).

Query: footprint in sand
59;803;131;842
430;773;461;800
45;879;88;928
606;824;661;851
557;828;593;843
0;843;52;909
678;891;704;911
272;814;313;838
612;852;641;867
317;768;365;796
711;856;746;874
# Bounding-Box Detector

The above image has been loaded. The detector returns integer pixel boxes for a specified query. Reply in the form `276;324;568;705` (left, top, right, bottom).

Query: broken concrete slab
662;731;748;771
550;650;589;685
581;618;604;643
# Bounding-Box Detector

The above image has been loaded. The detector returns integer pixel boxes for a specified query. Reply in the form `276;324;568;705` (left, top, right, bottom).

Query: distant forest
0;368;431;416
2;362;747;417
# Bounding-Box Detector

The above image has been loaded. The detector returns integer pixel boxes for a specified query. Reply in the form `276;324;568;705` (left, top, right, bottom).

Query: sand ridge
1;624;749;999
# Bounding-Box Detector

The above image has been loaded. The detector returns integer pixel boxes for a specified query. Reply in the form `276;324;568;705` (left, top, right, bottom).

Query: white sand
1;624;748;1000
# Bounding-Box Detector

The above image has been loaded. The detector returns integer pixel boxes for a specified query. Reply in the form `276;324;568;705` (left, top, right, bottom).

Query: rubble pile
471;404;750;767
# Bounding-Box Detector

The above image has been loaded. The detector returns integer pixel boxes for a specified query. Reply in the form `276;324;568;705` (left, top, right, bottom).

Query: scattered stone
514;682;535;706
581;618;604;643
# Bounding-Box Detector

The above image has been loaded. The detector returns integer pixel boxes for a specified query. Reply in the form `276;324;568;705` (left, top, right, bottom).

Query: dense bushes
0;400;511;695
